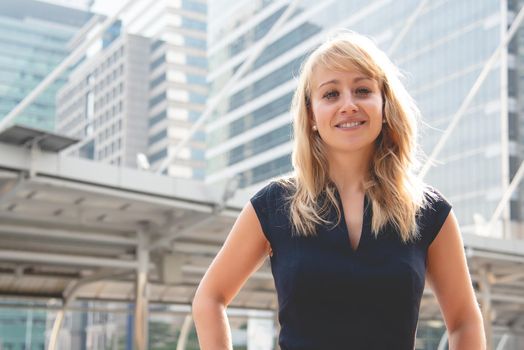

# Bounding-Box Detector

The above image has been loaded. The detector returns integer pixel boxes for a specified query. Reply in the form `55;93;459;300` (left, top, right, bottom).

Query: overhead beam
31;175;214;213
0;250;138;269
495;272;524;284
0;224;137;246
5;197;168;224
0;211;138;233
149;175;240;250
148;214;219;251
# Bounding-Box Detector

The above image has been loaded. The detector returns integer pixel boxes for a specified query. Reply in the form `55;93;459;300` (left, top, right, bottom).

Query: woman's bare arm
426;210;486;350
192;201;270;350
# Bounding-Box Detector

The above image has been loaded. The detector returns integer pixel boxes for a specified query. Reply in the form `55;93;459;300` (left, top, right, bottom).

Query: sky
36;0;123;15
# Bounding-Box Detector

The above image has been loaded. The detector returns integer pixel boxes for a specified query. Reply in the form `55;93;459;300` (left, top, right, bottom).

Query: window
182;17;207;31
150;73;166;89
150;55;166;70
149;148;167;163
148;129;167;145
149;110;166;127
185;36;206;50
182;0;206;13
149;92;166;108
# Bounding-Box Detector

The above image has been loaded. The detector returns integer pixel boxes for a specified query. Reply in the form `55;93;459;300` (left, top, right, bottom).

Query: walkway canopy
0;129;276;309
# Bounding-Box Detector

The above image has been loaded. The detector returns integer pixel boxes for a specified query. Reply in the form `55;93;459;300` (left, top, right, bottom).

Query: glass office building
0;307;46;350
129;0;208;179
0;0;91;131
57;0;207;179
43;0;94;10
206;0;521;238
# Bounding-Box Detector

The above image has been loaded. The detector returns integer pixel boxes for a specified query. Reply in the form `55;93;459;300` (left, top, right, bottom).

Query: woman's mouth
336;121;365;129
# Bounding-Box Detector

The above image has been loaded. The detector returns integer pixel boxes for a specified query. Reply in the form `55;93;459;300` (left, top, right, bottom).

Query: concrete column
479;266;494;350
134;226;149;350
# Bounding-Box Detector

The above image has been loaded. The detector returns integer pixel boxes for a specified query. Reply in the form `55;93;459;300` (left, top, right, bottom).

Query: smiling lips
336;121;366;129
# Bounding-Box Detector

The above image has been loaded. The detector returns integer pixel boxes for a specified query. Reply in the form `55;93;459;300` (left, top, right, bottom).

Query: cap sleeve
250;181;279;243
420;186;453;247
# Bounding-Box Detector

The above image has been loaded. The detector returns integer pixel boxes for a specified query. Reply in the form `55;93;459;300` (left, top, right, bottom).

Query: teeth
338;121;364;128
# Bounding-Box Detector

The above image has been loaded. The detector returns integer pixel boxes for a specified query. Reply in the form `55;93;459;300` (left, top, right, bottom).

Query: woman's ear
308;112;316;130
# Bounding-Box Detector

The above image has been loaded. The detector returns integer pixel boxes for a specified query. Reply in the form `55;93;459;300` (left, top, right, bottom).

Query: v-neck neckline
334;188;370;253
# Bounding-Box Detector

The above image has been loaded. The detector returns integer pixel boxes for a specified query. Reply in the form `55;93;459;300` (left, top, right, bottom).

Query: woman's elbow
192;290;208;319
448;307;486;350
192;288;225;319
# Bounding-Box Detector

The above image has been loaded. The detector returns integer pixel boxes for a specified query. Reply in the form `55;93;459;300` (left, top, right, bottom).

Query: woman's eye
323;90;339;99
355;88;372;96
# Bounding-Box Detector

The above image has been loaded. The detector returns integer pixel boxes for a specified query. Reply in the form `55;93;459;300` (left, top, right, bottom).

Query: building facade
136;0;208;179
0;307;46;350
42;0;94;10
0;0;92;131
57;0;208;179
56;32;150;168
206;0;519;238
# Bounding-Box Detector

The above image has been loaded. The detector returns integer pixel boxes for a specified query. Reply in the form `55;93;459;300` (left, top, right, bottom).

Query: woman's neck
327;148;373;194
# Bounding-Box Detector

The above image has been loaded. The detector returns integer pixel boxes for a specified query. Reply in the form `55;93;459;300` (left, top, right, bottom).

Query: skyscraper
56;32;151;168
207;0;516;238
0;0;92;130
141;0;208;179
56;0;208;179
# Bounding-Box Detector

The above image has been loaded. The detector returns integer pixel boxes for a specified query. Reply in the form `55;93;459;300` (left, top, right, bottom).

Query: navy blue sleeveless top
250;181;452;350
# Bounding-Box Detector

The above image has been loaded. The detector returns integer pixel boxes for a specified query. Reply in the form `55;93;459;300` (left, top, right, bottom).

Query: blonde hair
279;30;431;243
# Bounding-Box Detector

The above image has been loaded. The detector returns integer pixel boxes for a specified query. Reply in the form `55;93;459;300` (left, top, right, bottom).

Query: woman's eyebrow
317;76;373;89
354;76;373;83
318;79;338;89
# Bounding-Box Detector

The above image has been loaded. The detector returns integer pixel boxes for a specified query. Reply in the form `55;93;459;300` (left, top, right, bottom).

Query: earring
382;119;387;124
312;125;318;131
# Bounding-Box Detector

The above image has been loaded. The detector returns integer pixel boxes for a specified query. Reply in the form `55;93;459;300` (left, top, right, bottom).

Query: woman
192;31;485;349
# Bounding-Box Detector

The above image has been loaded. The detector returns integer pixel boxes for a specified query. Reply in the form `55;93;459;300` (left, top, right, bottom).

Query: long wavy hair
279;31;431;243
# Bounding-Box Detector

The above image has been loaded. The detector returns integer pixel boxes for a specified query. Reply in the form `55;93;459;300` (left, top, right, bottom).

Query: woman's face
309;64;384;156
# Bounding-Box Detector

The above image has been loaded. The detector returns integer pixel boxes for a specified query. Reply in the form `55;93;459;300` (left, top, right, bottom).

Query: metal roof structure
0;125;78;153
0;140;523;347
0;139;276;306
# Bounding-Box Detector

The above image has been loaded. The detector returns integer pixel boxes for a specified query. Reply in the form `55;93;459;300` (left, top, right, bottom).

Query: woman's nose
340;92;359;114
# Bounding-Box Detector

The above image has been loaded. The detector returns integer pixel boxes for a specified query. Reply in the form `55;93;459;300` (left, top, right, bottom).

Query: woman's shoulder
421;184;452;212
251;176;296;201
249;177;295;242
250;177;295;220
418;184;453;246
